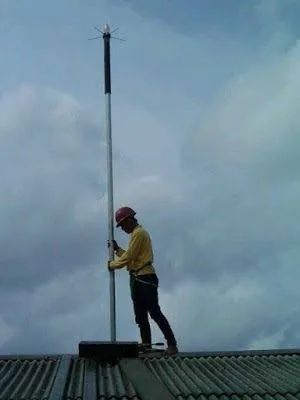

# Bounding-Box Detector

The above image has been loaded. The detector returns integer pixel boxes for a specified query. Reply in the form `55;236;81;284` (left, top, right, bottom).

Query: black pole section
103;32;111;94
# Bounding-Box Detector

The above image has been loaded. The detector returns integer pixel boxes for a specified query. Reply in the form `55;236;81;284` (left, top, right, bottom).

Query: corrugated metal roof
0;350;300;399
65;357;140;400
0;354;141;400
0;357;59;399
142;353;300;399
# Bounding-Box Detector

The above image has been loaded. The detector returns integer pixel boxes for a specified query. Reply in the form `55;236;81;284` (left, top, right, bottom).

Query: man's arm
109;231;144;269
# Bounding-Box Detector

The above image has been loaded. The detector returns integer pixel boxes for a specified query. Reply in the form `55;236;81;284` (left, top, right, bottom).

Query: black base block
78;341;138;362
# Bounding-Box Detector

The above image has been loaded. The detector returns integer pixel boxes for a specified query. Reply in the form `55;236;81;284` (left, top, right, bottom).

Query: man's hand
107;240;119;252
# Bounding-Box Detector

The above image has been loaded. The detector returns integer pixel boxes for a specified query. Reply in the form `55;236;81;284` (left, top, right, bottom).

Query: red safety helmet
115;206;136;227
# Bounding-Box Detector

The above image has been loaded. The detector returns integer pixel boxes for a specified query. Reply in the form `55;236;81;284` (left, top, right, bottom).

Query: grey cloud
0;85;107;290
178;43;300;279
0;264;115;354
161;42;300;349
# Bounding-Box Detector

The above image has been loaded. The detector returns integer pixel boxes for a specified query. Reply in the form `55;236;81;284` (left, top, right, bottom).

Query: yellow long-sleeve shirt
109;225;156;276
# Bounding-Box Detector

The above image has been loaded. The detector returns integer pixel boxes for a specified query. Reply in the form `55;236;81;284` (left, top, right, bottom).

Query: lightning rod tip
103;23;110;34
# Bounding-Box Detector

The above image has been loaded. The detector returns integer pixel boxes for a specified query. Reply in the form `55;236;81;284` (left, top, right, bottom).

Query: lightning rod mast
103;23;116;342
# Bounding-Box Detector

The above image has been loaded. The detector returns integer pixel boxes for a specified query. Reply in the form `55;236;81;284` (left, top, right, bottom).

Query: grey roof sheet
0;349;299;399
142;353;300;399
0;354;140;400
0;357;59;399
66;357;139;400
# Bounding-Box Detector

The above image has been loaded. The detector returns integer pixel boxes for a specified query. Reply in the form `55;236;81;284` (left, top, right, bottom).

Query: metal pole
103;23;116;342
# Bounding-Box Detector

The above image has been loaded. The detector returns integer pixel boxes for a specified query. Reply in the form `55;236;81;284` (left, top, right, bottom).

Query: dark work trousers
130;273;177;347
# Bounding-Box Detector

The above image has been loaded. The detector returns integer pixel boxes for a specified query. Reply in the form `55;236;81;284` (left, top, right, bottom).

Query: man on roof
108;206;178;356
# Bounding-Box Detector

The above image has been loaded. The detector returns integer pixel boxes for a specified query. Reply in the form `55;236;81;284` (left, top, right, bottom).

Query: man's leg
138;275;177;348
130;275;152;345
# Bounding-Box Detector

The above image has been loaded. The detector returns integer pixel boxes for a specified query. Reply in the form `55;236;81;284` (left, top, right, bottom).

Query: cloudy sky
0;0;300;355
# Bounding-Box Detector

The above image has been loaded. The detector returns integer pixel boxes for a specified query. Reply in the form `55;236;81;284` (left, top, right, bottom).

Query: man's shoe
138;343;152;353
165;346;178;356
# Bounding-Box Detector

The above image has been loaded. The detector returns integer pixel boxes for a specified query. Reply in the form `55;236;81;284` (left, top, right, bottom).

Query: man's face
119;217;134;234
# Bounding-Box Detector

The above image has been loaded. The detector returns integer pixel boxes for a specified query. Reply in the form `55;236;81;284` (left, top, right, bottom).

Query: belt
133;276;158;288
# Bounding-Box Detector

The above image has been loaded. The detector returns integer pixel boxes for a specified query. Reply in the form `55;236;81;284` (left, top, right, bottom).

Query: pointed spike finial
103;23;110;34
